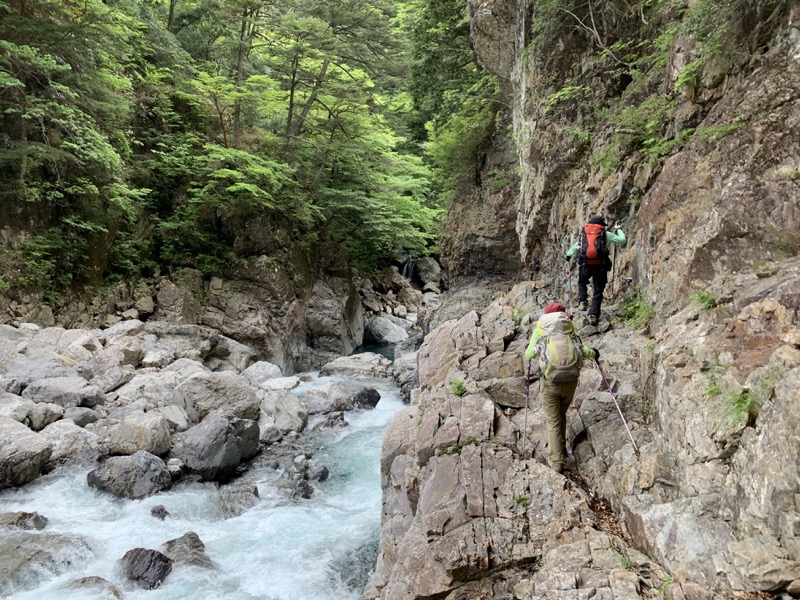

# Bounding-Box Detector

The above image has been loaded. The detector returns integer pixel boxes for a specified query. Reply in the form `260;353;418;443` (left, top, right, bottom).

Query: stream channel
0;370;404;600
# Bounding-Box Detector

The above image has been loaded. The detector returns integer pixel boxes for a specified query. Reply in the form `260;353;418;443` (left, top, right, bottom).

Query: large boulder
0;416;52;489
162;531;214;568
261;390;308;434
302;381;380;414
119;547;173;590
39;420;100;465
174;371;261;423
109;412;172;456
87;451;171;499
0;531;94;597
21;376;104;408
170;411;260;482
319;352;391;378
2;353;81;392
365;316;409;344
241;361;283;389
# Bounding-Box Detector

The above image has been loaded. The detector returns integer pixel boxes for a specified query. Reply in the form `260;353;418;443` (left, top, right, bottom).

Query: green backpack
535;312;584;382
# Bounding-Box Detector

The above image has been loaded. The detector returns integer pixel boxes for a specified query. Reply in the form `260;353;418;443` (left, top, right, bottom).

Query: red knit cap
544;302;566;314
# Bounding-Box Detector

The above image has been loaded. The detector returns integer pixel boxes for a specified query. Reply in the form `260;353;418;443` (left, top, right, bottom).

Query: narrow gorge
1;0;799;599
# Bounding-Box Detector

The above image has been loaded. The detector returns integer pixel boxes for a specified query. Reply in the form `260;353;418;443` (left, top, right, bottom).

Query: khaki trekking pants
540;379;578;470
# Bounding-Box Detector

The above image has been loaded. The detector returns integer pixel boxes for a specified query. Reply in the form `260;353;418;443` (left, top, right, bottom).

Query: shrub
450;379;467;397
690;290;722;309
619;288;655;329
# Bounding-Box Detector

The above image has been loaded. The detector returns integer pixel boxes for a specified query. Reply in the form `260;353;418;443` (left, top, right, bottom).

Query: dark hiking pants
578;263;607;317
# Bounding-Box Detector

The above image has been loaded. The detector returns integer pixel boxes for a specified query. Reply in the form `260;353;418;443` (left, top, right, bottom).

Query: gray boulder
0;511;48;530
174;371;261;423
63;406;101;427
22;376;104;408
0;531;94;596
170;412;260;482
241;361;283;388
87;451;171;499
218;484;260;519
109;411;171;456
66;576;122;599
162;531;214;568
261;390;308;433
0;416;52;489
365;316;409;344
119;547;173;590
305;380;381;414
3;353;81;390
90;365;134;394
319;352;391;378
40;420;100;465
413;256;442;287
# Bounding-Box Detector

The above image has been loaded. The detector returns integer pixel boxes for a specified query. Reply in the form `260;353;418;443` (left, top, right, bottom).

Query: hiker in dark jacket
524;302;597;473
565;215;626;325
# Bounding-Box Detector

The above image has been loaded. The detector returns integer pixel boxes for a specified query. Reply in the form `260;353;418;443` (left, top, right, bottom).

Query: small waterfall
400;258;416;282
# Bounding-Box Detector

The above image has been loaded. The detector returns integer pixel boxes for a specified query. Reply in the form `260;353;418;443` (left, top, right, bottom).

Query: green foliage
514;494;530;509
434;436;478;457
450;378;467;397
425;74;501;204
512;306;525;327
725;388;760;426
619;288;655;330
689;290;723;309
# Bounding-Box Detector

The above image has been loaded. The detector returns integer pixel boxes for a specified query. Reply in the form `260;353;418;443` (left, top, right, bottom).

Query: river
0;372;403;600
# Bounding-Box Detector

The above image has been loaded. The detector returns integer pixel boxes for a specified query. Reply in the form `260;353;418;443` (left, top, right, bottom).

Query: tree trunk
167;0;178;32
287;58;330;140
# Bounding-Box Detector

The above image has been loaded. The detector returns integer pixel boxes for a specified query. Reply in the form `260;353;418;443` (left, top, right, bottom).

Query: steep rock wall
370;1;800;598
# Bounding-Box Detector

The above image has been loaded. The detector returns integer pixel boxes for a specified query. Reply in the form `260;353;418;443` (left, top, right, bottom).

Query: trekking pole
595;357;639;457
521;360;531;458
566;260;574;314
610;244;617;296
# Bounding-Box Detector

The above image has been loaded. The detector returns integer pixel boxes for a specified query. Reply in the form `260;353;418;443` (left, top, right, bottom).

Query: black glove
591;347;600;361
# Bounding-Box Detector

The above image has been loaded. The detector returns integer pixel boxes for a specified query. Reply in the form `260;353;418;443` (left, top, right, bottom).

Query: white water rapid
0;372;404;600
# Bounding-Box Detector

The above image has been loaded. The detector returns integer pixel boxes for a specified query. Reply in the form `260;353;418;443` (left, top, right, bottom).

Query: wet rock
162;531;214;568
119;547;173;590
219;483;260;518
0;416;52;489
170;411;259;482
294;480;314;499
0;531;94;596
87;450;172;499
308;465;329;482
67;575;122;599
0;511;48;530
151;505;169;520
311;411;348;430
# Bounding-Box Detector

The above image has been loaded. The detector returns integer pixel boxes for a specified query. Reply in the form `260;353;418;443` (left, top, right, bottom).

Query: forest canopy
0;0;494;297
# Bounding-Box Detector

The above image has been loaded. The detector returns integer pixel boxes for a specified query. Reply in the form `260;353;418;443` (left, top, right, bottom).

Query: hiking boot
588;314;599;325
578;301;588;311
549;463;563;474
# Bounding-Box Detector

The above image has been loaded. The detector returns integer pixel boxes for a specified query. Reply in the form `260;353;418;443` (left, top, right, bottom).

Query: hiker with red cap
565;215;626;325
524;302;598;474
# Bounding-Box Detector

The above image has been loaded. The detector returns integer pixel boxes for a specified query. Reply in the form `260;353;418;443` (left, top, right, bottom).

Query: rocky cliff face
369;1;800;598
